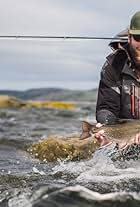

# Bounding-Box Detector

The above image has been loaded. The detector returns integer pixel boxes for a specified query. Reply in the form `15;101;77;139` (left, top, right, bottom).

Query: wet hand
131;132;140;145
116;132;140;151
94;123;112;147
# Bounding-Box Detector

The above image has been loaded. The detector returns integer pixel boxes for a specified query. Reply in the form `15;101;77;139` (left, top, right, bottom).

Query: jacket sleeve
96;58;121;124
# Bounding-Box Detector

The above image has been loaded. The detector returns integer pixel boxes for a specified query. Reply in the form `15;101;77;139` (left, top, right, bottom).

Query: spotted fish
80;119;140;143
80;120;140;161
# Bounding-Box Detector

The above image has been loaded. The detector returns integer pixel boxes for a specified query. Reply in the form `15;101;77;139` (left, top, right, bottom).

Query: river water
0;104;140;206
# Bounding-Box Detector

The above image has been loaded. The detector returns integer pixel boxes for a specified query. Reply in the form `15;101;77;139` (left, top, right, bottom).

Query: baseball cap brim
129;29;140;35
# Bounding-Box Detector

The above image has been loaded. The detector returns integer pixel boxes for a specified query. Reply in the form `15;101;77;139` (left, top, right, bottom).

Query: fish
80;119;140;144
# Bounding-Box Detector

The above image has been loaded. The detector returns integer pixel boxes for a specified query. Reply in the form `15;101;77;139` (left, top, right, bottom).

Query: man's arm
96;60;121;124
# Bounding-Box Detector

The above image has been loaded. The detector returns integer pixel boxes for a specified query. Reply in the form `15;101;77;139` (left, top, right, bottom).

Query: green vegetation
0;95;76;110
28;135;99;162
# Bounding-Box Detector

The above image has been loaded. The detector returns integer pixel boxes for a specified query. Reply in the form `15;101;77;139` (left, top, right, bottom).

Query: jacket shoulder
101;49;128;85
106;49;128;71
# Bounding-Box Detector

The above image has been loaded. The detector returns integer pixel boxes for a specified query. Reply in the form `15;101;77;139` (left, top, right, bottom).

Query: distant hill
0;88;98;102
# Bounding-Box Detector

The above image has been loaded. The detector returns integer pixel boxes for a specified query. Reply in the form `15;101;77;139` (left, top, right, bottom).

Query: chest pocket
131;82;140;119
121;79;140;119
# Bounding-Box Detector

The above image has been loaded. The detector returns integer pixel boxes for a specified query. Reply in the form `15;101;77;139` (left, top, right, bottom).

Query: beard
129;45;140;70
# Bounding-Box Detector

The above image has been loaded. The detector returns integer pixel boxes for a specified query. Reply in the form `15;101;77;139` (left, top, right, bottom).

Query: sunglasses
132;35;140;42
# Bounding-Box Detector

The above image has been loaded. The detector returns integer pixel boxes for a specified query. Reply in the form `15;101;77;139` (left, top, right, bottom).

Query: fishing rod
0;35;127;41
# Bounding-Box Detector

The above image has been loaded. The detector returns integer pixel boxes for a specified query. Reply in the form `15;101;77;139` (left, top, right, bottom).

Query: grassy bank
0;95;76;110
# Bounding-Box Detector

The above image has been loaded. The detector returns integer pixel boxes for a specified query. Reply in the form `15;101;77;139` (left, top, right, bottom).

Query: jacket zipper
131;83;136;118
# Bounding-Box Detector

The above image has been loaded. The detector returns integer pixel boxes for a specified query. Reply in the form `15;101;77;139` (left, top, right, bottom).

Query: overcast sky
0;0;139;90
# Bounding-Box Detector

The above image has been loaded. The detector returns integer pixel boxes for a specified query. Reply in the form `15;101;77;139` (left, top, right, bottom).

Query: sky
0;0;140;90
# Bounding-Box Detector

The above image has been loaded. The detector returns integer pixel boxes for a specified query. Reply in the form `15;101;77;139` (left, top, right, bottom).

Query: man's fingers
95;130;105;139
130;133;140;145
94;130;112;147
119;143;129;151
135;133;140;145
95;123;112;147
117;142;129;152
119;142;128;149
96;123;103;128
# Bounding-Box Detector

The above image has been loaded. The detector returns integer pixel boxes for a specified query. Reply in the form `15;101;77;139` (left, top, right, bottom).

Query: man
95;11;140;147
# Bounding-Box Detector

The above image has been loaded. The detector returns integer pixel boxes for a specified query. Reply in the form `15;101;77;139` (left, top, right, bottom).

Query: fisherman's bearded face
129;35;140;69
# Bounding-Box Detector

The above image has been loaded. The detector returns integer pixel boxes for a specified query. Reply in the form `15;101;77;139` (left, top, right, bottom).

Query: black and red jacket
96;44;140;124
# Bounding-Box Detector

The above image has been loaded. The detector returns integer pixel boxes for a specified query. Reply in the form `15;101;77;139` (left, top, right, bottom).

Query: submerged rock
28;134;99;162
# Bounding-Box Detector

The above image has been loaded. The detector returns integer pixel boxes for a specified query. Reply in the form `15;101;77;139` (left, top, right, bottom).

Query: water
0;106;140;206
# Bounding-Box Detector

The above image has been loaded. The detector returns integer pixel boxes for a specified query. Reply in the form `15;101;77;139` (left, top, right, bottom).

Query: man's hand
121;132;140;150
95;123;112;147
95;123;140;150
131;132;140;145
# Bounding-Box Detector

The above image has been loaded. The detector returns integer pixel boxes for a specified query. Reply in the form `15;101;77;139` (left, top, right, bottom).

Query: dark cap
129;11;140;35
109;28;128;50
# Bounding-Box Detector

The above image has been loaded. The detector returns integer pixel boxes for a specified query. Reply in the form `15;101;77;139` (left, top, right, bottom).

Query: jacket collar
120;44;139;80
122;61;137;80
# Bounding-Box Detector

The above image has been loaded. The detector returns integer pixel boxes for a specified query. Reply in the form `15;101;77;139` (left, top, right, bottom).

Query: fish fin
81;121;95;132
80;121;95;140
80;131;91;140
